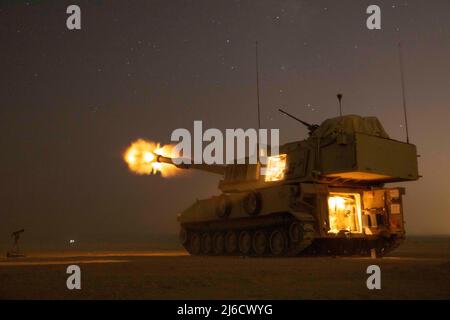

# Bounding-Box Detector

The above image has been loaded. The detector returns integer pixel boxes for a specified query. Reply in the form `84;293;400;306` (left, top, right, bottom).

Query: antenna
255;41;261;130
398;42;410;144
337;93;343;116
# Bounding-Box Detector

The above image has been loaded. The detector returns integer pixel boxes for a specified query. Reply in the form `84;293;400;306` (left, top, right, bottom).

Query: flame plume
123;139;180;177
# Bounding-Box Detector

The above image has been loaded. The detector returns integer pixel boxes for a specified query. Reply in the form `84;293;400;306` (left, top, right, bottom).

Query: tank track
302;234;404;257
180;216;316;257
180;215;404;257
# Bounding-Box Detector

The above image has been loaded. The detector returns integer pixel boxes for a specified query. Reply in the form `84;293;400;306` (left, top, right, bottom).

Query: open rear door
385;188;405;233
362;188;405;235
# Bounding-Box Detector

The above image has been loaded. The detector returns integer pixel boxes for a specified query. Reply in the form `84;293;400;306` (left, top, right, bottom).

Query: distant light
69;239;75;244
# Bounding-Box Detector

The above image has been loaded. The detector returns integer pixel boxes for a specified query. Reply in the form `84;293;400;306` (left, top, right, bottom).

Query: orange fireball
123;139;180;177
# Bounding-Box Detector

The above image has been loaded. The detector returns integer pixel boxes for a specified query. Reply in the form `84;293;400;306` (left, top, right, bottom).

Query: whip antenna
398;42;410;143
255;41;261;130
337;93;343;116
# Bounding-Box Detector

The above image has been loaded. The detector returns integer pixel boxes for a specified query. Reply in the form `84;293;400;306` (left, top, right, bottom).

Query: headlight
265;154;287;182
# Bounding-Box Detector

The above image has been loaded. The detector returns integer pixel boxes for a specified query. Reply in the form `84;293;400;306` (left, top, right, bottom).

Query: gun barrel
278;108;319;133
156;155;176;165
156;155;225;175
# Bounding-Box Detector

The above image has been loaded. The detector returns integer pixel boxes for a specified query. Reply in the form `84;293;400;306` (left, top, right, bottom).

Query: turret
156;114;420;190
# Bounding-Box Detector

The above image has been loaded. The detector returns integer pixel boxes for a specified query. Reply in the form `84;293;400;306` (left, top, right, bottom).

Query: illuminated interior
327;193;362;234
265;154;287;182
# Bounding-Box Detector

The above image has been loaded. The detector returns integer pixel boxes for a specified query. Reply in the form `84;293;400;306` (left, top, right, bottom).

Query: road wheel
269;229;287;256
201;233;212;254
213;232;225;255
288;222;303;243
238;231;252;255
190;233;201;255
253;230;267;256
216;195;232;218
225;231;238;254
242;192;262;216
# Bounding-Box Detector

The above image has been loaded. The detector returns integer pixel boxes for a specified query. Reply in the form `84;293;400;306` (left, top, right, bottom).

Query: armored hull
178;184;406;257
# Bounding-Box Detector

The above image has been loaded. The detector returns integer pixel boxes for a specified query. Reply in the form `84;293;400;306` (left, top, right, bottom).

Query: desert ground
0;236;449;299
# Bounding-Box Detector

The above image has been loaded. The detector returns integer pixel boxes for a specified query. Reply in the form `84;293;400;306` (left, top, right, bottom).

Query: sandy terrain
0;236;449;299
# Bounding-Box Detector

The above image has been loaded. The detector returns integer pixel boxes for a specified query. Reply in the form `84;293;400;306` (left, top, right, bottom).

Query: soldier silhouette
6;229;25;258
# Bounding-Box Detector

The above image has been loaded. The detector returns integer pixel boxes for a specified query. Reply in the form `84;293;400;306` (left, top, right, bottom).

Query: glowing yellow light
265;154;287;182
328;196;345;210
123;139;180;177
152;162;162;170
327;193;362;234
125;148;136;164
143;152;154;163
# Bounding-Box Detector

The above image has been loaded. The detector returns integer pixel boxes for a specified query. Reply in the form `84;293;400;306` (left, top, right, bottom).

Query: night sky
1;0;449;246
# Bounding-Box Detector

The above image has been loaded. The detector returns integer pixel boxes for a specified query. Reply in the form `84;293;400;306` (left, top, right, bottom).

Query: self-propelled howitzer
156;114;419;257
